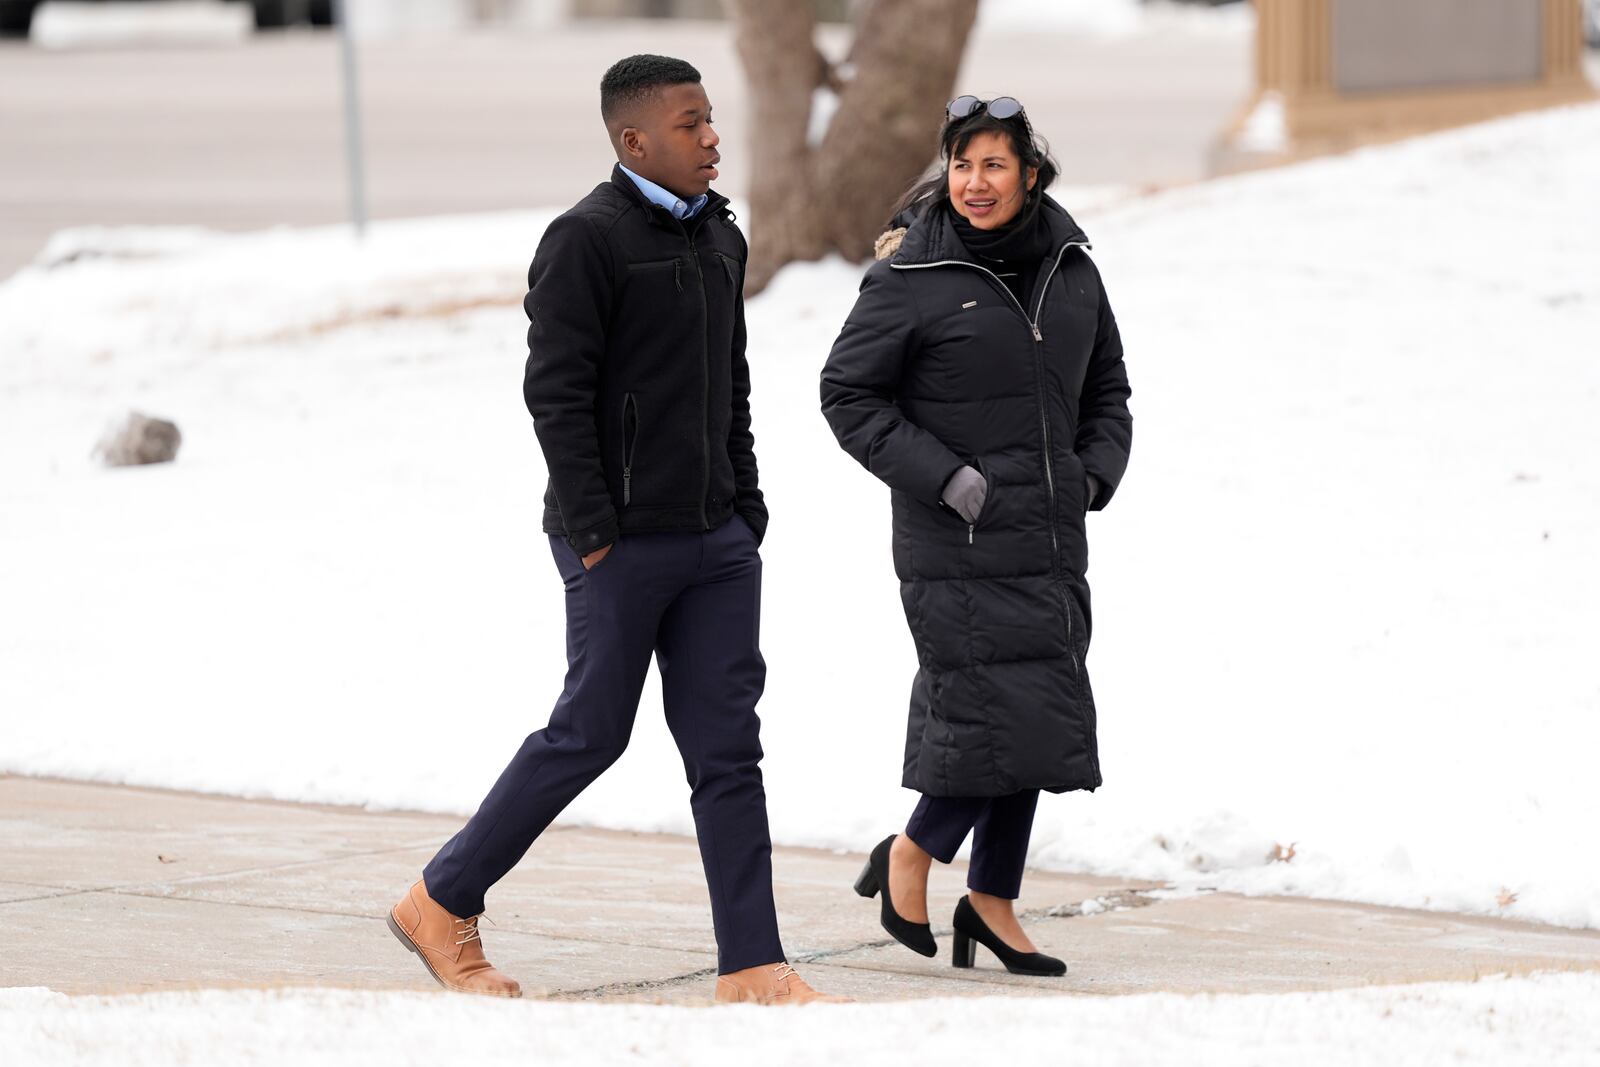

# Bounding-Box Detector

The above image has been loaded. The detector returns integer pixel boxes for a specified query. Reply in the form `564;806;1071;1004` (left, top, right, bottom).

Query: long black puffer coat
820;198;1132;797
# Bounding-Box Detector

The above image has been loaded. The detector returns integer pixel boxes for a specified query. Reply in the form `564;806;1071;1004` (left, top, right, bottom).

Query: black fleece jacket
523;165;766;555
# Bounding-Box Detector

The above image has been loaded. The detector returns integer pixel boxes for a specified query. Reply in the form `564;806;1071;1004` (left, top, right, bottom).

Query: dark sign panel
1332;0;1544;93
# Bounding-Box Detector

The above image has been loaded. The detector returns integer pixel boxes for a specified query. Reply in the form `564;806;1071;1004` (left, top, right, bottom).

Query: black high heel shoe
853;835;937;957
951;895;1067;976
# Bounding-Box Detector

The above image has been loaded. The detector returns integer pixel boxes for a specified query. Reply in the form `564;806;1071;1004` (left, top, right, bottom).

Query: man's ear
619;126;647;162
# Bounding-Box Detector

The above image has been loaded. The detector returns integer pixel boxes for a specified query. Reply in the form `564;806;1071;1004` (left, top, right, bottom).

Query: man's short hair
600;54;703;127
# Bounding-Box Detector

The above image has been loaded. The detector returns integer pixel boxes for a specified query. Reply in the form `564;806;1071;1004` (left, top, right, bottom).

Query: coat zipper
893;241;1085;575
894;242;1085;671
1029;243;1081;670
621;392;639;506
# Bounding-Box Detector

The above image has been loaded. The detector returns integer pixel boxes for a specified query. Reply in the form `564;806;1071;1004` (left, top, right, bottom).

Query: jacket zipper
681;222;711;529
638;197;726;533
621;392;639;506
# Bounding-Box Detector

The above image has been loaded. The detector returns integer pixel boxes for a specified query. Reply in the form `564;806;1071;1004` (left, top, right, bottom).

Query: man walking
386;54;841;1006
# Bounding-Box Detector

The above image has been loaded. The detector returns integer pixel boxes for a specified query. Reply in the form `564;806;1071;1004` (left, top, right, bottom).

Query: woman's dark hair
891;107;1060;225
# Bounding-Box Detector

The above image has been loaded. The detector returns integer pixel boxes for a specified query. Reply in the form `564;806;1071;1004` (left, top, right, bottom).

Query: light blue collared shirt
619;164;708;221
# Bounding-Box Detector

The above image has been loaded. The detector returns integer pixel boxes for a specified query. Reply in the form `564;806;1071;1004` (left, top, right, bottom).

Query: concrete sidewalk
3;774;1597;1003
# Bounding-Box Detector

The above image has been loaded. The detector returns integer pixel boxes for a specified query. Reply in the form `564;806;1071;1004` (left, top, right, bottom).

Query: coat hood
873;195;1089;263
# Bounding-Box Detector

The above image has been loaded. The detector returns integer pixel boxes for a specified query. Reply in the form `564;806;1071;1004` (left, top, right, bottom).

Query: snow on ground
2;104;1599;932
4;972;1599;1066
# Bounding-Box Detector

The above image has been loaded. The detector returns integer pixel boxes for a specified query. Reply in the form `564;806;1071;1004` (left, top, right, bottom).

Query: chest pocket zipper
622;393;640;505
713;251;740;290
626;259;684;293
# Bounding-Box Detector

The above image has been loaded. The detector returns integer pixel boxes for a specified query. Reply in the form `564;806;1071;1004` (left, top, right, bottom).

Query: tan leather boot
713;962;850;1005
387;880;521;998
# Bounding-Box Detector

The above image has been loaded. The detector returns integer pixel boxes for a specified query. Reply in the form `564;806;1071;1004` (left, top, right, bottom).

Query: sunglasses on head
946;95;1025;121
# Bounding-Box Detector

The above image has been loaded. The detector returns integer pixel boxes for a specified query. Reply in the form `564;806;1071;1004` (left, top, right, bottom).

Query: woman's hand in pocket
941;465;987;524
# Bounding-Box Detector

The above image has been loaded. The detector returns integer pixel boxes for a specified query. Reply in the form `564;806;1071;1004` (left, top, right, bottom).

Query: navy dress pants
423;516;784;974
904;790;1040;900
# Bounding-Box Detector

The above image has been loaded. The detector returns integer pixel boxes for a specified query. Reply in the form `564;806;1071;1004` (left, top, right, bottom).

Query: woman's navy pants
905;789;1040;900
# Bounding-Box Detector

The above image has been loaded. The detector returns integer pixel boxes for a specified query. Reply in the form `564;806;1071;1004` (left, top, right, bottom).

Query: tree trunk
725;0;979;294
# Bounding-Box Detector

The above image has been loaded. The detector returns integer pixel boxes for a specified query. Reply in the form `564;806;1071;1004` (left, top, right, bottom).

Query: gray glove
942;465;987;524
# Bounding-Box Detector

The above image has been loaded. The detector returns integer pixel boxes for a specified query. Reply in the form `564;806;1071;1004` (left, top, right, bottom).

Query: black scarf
946;200;1053;305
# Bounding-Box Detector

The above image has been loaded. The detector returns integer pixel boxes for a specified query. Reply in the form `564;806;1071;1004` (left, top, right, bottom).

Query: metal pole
332;0;368;237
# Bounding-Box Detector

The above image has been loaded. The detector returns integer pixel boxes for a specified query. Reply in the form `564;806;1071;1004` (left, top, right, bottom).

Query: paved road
5;774;1600;999
0;19;1252;278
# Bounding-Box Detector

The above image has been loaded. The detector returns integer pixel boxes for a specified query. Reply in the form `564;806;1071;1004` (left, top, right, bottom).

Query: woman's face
947;130;1037;230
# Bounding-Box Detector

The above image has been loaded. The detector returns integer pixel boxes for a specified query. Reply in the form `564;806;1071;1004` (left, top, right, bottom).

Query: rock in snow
94;411;182;467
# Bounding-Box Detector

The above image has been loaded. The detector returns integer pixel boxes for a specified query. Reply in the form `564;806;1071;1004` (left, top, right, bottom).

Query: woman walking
819;95;1132;976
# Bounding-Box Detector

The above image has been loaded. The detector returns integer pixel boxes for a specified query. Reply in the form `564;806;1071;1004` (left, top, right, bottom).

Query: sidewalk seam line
96;889;723;959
